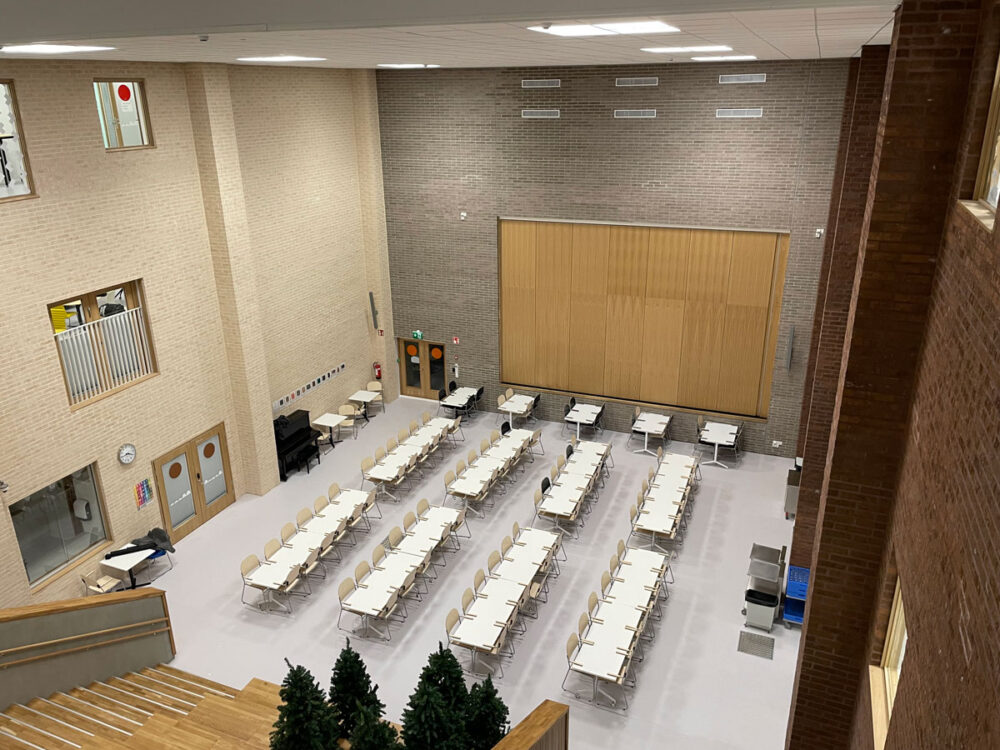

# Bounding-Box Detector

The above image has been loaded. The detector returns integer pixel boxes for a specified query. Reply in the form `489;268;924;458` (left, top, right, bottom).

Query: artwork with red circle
406;344;418;356
430;347;442;359
168;462;182;479
203;442;216;459
117;84;132;102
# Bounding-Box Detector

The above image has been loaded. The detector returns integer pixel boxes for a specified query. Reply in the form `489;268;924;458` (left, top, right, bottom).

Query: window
49;279;157;407
975;54;1000;210
0;80;35;200
93;80;153;149
881;581;908;713
9;464;109;584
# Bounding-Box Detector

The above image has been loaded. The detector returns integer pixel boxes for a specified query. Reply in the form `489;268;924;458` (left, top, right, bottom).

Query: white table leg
704;441;728;469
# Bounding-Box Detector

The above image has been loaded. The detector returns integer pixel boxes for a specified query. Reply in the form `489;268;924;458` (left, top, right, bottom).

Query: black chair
500;421;511;436
541;477;551;494
565;444;574;459
438;388;447;401
448;380;457;394
474;386;484;412
562;404;572;436
569;397;577;408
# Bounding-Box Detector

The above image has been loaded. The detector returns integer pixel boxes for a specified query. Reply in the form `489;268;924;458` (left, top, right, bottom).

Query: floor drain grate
737;630;775;660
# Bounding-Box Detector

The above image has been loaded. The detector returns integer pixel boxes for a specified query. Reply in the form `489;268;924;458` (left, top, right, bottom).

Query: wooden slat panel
728;232;778;307
758;234;790;417
604;226;649;399
640;299;685;404
686;230;733;302
677;301;727;409
717;306;769;414
534;222;574;389
645;228;691;298
499;221;536;384
567;224;610;395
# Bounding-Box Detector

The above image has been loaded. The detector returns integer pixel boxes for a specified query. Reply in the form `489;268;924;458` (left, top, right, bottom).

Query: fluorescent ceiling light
377;63;441;69
0;44;115;54
691;55;757;62
527;25;615;37
594;21;679;34
642;45;732;54
237;55;326;62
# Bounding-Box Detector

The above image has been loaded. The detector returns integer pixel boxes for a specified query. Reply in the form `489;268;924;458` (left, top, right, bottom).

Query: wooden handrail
0;587;165;624
0;617;169;658
492;700;568;750
0;628;172;669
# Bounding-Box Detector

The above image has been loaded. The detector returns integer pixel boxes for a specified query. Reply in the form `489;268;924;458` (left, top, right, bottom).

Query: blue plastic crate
784;598;805;624
786;565;810;601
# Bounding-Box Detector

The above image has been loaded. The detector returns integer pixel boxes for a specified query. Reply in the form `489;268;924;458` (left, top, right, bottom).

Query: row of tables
534;440;612;538
630;450;700;553
363;417;458;500
439;385;479;414
446;427;535;517
566;546;671;710
339;505;461;640
242;488;374;613
449;526;563;676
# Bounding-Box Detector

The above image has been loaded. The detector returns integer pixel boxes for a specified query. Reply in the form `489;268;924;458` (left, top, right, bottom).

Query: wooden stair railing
491;699;569;750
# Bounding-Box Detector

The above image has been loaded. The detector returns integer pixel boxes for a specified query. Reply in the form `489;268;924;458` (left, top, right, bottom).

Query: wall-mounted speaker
369;292;379;330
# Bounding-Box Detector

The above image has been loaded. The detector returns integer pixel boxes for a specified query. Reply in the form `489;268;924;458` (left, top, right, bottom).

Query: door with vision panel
641;228;691;405
534;222;573;390
603;226;649;400
499;220;536;385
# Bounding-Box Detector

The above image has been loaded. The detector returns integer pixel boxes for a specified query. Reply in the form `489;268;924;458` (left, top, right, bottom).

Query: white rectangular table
564;404;602;439
499;393;534;425
700;421;739;468
348;389;380;421
101;543;157;589
631;413;671;455
313;412;347;450
440;386;477;412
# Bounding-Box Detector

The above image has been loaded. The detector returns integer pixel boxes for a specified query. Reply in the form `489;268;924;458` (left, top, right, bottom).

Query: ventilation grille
522;78;561;88
716;107;763;119
521;109;561;119
616;76;659;87
614;109;656;119
719;73;767;85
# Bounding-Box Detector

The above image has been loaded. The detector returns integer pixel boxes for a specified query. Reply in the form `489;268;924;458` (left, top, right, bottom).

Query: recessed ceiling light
377;63;441;69
691;55;757;62
594;21;680;34
642;45;733;54
0;44;115;54
527;25;615;37
236;55;326;62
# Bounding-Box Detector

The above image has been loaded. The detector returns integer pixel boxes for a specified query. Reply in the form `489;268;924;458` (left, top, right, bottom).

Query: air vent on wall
522;78;561;88
521;109;561;118
719;73;767;84
716;107;763;119
616;76;659;87
614;109;656;119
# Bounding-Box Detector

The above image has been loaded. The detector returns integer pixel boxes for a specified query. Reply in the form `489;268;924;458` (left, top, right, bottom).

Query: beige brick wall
0;61;393;608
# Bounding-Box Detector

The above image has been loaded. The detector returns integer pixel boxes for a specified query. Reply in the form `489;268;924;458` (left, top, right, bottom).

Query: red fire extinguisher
373;362;382;380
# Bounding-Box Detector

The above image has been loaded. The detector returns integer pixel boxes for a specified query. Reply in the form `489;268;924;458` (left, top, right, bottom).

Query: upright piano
273;409;321;481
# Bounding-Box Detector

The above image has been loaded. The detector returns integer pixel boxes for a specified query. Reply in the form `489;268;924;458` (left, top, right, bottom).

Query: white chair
82;571;123;596
367;381;384;414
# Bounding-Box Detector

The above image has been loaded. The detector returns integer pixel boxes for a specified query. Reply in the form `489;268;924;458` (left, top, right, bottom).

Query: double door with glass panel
398;338;448;399
152;423;235;542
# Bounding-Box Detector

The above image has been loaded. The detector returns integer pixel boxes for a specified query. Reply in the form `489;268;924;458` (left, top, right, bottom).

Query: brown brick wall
787;1;983;747
791;47;890;569
377;60;849;455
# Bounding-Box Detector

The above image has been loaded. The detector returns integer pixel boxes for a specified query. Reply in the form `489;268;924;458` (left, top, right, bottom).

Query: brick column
785;1;980;747
185;64;280;496
790;46;889;568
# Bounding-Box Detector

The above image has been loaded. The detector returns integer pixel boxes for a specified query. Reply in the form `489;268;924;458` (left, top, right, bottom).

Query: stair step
234;679;281;712
183;694;273;745
0;715;79;750
63;690;147;726
125;715;217;750
47;695;139;734
27;700;131;743
0;728;45;750
84;683;176;718
102;679;192;714
5;707;93;745
120;674;202;705
150;667;238;699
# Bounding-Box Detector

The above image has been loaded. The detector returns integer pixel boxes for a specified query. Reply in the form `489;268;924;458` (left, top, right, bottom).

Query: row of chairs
531;443;606;538
443;425;542;515
562;540;672;710
360;413;463;500
627;451;701;552
438;385;485;418
495;389;541;424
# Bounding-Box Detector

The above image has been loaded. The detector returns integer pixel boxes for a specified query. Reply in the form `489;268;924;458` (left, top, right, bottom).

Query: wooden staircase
0;666;281;750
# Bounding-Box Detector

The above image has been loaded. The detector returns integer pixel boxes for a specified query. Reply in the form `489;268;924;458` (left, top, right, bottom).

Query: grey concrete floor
157;395;799;749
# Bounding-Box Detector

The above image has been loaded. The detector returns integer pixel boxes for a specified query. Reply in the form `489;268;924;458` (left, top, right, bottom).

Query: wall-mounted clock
118;443;137;465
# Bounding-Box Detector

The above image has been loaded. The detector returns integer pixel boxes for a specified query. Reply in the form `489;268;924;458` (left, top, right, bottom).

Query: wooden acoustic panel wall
499;219;789;418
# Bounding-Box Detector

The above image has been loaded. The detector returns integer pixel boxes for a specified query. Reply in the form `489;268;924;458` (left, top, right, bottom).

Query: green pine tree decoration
349;701;401;750
401;682;464;750
466;676;509;750
270;659;340;750
418;643;468;716
330;638;385;739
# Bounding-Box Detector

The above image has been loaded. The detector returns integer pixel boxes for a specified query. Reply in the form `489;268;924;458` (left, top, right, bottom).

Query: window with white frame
0;80;35;200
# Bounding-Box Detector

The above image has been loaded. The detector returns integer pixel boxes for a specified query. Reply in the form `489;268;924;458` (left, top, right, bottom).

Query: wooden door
397;339;447;399
153;422;235;542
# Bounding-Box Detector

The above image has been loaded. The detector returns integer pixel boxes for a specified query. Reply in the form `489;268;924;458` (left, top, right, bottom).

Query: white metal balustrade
54;307;155;405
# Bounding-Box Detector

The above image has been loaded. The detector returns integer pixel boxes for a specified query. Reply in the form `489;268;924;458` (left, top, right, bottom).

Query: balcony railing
55;307;155;405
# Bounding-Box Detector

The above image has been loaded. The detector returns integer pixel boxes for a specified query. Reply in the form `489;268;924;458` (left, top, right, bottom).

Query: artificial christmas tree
270;659;339;750
400;682;464;750
466;676;509;750
349;701;401;750
330;639;385;739
417;643;468;716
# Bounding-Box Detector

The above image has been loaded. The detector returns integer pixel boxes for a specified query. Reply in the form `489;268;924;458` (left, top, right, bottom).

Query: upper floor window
975;56;1000;210
881;581;907;713
9;463;109;584
93;80;153;150
49;279;157;407
0;80;35;200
